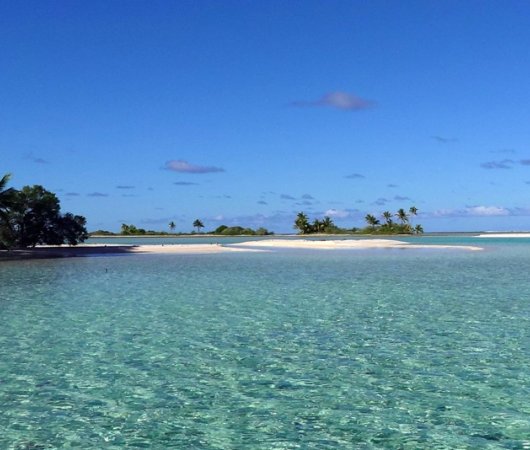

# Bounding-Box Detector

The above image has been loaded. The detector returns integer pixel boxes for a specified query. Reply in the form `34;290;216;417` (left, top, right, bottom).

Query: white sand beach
129;244;265;254
232;239;483;251
1;239;483;260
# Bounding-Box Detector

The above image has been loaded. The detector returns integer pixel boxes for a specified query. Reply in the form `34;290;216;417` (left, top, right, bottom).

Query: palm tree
382;211;393;226
0;173;15;211
294;212;310;234
0;173;16;248
365;214;380;230
408;206;418;233
312;219;322;233
321;216;334;232
193;219;204;233
169;221;176;233
414;224;424;234
396;208;409;224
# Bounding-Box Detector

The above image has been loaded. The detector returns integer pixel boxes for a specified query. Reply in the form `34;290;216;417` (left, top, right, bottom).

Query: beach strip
1;238;483;260
231;239;483;251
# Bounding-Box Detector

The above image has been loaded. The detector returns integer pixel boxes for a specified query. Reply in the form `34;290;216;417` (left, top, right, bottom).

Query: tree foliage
193;219;204;233
213;225;273;236
294;212;344;234
0;177;88;249
363;206;423;235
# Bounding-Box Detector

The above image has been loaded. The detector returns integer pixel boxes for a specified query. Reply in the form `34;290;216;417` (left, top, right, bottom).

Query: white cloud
433;206;510;217
325;208;350;218
466;206;510;216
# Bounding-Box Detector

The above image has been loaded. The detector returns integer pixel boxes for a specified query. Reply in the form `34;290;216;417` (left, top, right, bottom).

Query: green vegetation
363;206;423;234
294;206;423;235
193;219;204;233
213;225;274;236
294;212;353;234
89;223;274;237
89;226;176;236
0;174;88;249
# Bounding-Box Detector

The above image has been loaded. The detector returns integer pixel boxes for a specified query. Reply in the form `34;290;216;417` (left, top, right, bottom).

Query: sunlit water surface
1;240;529;449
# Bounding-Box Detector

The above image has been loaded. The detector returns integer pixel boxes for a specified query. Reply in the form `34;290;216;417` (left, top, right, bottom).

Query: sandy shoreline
231;239;483;251
0;239;483;260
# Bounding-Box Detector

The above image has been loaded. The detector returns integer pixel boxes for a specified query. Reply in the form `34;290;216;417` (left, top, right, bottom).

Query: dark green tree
294;212;310;234
193;219;204;233
382;211;393;226
121;223;139;235
365;214;380;229
312;218;323;233
396;208;409;225
0;173;16;211
1;184;87;248
169;221;176;232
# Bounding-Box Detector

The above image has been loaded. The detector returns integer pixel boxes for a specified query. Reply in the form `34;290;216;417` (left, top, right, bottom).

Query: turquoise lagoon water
1;238;529;449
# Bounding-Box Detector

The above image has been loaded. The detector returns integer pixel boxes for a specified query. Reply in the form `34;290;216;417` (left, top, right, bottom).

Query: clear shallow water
1;244;529;449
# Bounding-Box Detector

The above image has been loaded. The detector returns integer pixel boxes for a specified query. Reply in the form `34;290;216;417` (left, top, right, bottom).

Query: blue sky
2;0;530;232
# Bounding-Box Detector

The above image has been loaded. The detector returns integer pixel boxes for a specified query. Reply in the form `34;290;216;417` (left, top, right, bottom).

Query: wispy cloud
431;136;457;144
373;197;389;206
292;91;375;111
394;195;411;201
23;153;50;164
296;200;314;207
164;160;224;174
492;148;516;154
433;205;510;217
257;200;268;205
174;181;199;186
387;183;398;188
480;159;514;169
116;185;135;189
480;158;530;169
65;192;80;196
87;192;109;197
281;194;296;200
301;194;314;200
345;173;365;179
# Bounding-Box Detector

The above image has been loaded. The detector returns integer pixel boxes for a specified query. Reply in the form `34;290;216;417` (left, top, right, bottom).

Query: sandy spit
232;239;483;251
1;239;483;261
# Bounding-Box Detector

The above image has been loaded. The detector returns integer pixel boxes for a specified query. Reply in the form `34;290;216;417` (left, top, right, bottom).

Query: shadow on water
0;246;139;261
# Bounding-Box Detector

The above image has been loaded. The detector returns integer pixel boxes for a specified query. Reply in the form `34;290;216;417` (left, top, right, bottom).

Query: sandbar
0;239;483;261
232;239;483;251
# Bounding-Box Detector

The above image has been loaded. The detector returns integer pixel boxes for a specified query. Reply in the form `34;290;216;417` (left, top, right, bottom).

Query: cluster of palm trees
364;206;423;234
294;213;338;234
